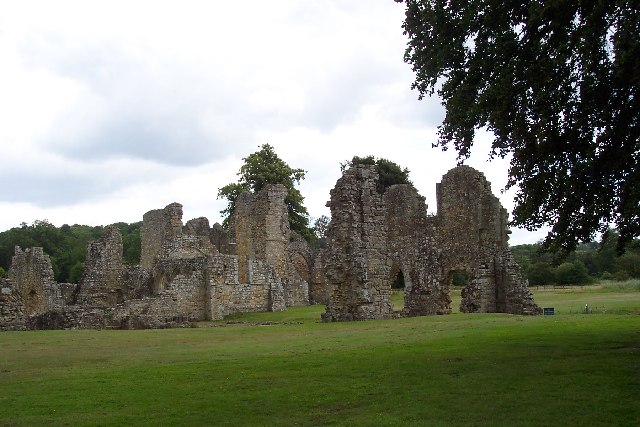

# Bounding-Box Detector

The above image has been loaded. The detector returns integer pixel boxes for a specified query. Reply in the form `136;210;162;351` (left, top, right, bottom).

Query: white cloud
0;0;543;244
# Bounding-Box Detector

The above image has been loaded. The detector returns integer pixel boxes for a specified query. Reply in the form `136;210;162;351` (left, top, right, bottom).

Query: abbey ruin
0;165;540;330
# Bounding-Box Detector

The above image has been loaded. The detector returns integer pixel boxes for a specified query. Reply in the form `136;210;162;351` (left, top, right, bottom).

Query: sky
0;0;548;245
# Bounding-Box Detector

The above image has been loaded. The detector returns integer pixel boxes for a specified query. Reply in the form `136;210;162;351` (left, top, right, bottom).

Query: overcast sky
0;0;548;245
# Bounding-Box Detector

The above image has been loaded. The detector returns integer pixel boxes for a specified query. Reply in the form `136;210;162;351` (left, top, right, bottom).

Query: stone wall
76;226;151;307
383;185;449;316
436;166;540;315
8;247;61;315
322;166;393;321
0;278;25;331
230;185;309;307
0;163;540;330
75;226;126;307
321;164;540;321
140;203;184;270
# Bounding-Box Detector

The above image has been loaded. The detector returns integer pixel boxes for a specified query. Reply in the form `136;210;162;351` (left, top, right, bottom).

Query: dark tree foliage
343;155;413;193
397;0;640;256
218;144;314;241
0;221;142;283
511;230;640;285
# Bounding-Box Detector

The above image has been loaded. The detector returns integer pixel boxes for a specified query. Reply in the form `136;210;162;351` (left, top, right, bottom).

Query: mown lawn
0;285;638;426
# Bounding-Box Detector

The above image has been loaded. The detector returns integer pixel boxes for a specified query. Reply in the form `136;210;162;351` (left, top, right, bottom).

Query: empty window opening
391;269;405;311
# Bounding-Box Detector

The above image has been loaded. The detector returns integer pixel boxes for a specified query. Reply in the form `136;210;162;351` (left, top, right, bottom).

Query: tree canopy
217;144;314;241
342;155;413;193
396;0;640;256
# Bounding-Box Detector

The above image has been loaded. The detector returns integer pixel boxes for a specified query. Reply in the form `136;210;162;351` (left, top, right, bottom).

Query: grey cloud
1;168;123;208
51;114;236;167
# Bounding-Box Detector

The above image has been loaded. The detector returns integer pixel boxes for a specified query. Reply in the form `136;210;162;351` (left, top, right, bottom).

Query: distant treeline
511;230;640;286
0;221;141;283
2;221;639;287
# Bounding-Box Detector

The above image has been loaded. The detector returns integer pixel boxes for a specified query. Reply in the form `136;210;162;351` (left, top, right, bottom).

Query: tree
218;144;314;241
526;262;557;287
397;0;640;256
342;155;413;193
555;261;592;286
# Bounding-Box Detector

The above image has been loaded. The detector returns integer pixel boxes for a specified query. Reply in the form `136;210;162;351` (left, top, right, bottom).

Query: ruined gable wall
231;184;308;307
383;185;449;315
322;165;392;321
232;185;289;281
436;166;540;314
8;247;60;315
436;166;501;273
77;226;151;308
140;203;184;270
76;226;125;307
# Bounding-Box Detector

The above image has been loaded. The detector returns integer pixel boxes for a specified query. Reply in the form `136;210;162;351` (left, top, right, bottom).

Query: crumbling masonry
0;165;539;330
321;165;540;321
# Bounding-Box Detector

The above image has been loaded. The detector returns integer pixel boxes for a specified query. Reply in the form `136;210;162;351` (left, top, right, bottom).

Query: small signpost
543;307;555;315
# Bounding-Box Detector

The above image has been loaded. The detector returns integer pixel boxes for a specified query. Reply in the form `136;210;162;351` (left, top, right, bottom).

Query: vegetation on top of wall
342;155;413;194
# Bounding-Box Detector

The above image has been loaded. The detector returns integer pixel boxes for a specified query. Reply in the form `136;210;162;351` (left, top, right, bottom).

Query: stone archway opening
390;267;405;311
447;269;471;313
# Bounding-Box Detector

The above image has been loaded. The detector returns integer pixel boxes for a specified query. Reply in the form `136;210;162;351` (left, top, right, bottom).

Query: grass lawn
0;284;638;426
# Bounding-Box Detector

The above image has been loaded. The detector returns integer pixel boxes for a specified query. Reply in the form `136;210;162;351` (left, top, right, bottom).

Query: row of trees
0;221;141;283
512;230;640;286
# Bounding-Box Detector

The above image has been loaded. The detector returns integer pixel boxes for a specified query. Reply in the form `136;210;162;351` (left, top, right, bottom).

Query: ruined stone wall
76;226;126;307
208;255;284;320
321;164;540;321
211;223;231;254
383;185;449;315
436;166;540;314
0;279;25;331
322;165;393;321
232;185;289;282
140;203;184;270
184;217;218;256
231;184;309;307
310;250;328;304
8;247;61;315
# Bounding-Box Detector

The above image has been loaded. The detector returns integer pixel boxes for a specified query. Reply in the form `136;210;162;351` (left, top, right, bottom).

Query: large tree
396;0;639;255
218;144;313;241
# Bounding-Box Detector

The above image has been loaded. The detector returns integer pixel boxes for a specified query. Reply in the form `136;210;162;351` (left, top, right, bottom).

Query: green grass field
1;283;638;426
